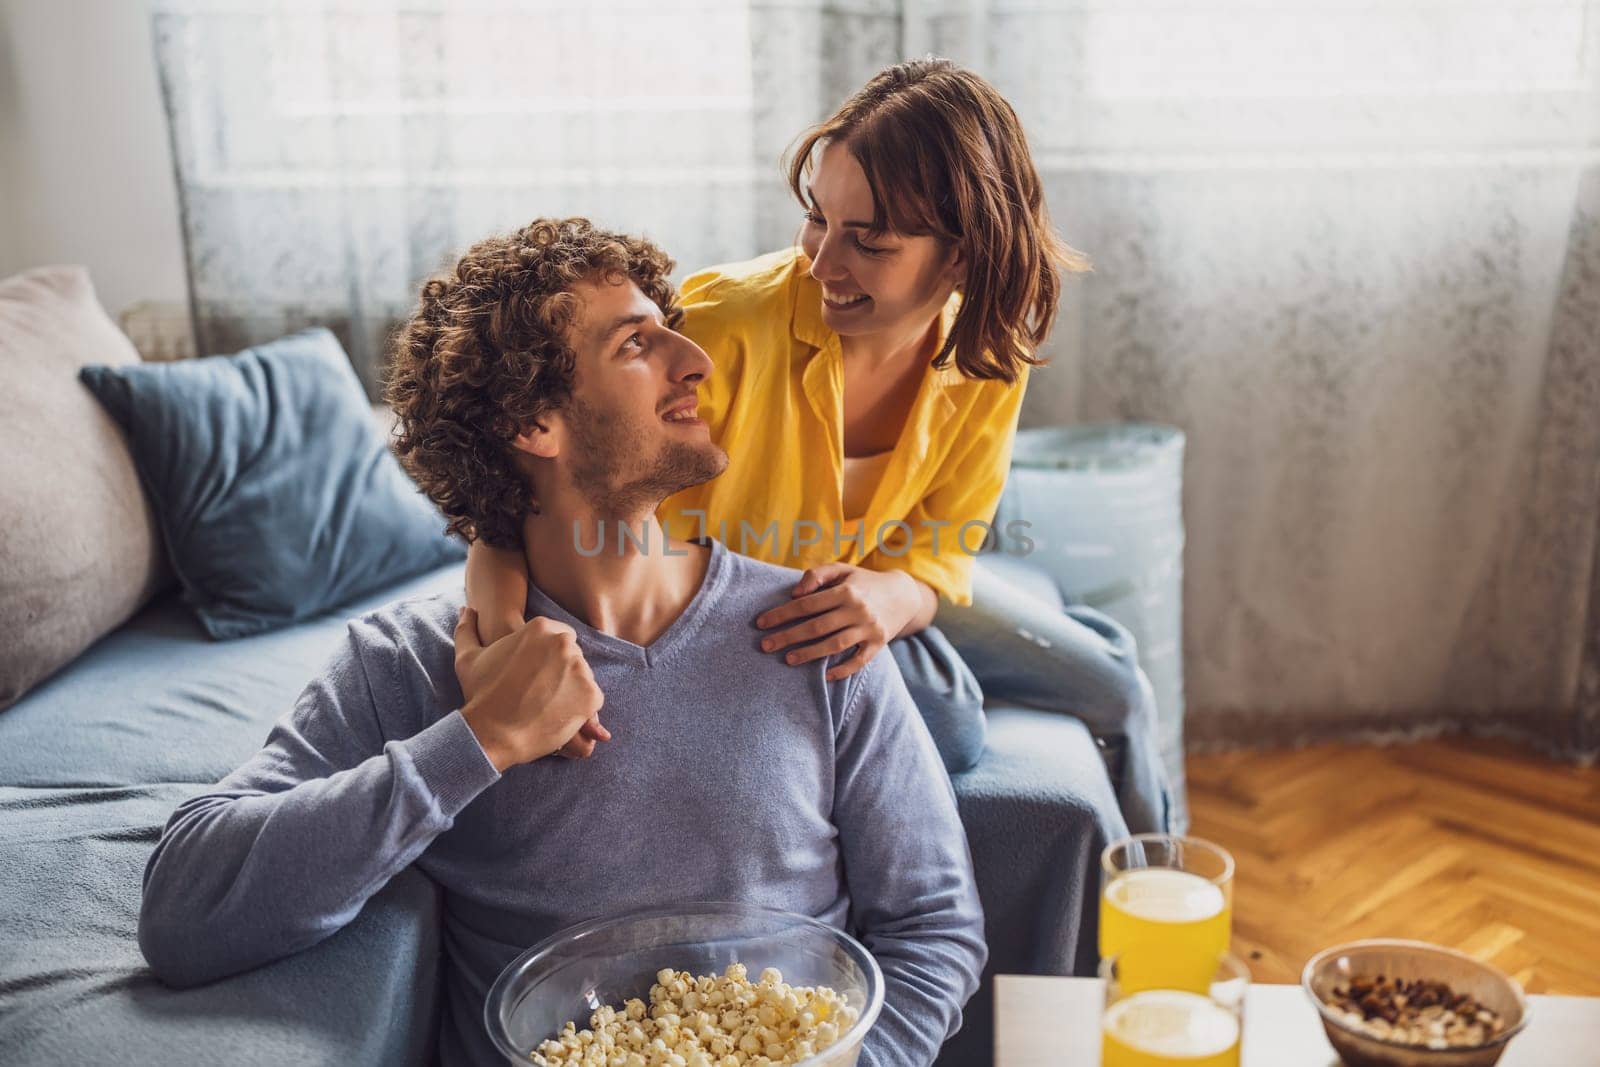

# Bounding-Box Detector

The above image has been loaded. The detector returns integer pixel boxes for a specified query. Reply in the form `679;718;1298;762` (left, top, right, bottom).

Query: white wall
0;0;188;316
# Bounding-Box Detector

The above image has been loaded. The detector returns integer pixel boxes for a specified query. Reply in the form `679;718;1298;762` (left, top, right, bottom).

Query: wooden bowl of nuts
1302;940;1531;1067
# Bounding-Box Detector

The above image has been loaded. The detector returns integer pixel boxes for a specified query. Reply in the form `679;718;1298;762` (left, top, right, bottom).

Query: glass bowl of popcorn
485;901;885;1066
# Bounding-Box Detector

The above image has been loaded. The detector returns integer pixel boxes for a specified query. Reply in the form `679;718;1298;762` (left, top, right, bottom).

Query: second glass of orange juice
1100;833;1234;993
1101;950;1248;1067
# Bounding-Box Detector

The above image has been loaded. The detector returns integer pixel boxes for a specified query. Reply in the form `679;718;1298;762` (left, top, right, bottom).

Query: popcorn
531;965;859;1067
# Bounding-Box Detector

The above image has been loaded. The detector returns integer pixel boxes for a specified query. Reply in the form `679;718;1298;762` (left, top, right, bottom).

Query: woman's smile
822;286;871;311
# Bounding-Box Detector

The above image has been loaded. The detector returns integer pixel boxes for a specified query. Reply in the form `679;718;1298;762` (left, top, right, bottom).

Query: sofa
0;267;1129;1066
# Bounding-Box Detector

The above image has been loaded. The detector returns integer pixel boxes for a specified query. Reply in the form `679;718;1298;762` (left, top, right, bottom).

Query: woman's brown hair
786;58;1090;383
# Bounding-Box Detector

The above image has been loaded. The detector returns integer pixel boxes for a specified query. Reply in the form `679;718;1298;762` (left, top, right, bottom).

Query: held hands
454;606;610;771
755;563;919;682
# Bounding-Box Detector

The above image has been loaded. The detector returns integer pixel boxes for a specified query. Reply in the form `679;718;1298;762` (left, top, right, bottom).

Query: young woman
462;58;1169;833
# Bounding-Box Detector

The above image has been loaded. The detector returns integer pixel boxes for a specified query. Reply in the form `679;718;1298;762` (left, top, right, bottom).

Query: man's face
550;275;728;518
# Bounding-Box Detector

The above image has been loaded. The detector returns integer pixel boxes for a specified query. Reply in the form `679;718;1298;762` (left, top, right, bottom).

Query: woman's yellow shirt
657;248;1029;607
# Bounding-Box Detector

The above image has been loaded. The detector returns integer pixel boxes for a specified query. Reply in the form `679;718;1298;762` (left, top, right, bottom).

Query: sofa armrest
937;706;1127;1066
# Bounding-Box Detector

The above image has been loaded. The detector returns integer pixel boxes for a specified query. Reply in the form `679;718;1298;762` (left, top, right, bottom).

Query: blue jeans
888;556;1173;835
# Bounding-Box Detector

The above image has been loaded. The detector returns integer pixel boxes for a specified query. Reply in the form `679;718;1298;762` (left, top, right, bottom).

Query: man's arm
830;654;989;1067
137;612;501;988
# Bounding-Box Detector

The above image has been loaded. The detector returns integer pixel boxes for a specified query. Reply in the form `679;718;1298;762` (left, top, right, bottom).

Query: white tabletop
994;975;1600;1066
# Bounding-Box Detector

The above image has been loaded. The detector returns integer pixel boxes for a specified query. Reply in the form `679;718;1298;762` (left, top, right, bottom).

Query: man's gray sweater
138;538;988;1066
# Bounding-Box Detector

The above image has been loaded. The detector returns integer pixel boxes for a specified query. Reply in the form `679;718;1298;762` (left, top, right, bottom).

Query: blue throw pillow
79;328;466;639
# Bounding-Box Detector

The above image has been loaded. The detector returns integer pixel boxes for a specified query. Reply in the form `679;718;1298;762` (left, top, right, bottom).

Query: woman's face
798;140;962;346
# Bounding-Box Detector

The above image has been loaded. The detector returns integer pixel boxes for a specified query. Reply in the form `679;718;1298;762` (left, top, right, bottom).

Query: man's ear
510;414;562;460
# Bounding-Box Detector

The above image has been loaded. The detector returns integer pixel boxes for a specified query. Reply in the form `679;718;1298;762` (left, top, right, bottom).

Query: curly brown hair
384;217;680;549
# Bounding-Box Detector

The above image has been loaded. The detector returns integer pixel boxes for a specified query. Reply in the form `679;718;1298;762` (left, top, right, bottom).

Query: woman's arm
897;574;938;637
784;566;936;638
757;371;1026;678
460;543;608;759
464;539;531;644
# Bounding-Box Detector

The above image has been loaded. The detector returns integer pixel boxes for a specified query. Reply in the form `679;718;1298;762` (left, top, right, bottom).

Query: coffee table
994;975;1600;1065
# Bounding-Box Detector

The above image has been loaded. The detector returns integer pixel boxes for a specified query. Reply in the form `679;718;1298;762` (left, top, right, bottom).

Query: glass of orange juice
1101;950;1248;1067
1101;834;1234;993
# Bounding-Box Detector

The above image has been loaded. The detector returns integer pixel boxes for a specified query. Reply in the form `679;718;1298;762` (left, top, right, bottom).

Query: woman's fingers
825;642;879;682
791;562;851;598
784;626;870;667
559;733;598;759
825;643;876;684
756;585;846;630
760;602;857;653
559;716;610;755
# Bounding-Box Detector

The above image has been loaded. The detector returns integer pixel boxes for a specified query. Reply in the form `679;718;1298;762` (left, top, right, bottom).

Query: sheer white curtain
152;0;903;385
953;0;1600;757
154;0;1600;758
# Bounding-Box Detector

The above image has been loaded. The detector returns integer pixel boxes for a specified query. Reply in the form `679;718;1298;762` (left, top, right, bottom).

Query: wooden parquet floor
1185;738;1600;995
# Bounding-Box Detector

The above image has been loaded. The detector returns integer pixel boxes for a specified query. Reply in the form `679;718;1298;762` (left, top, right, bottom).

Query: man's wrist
400;710;506;818
460;702;514;773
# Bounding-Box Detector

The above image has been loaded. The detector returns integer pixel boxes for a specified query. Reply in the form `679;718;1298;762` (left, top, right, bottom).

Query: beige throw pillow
0;266;170;709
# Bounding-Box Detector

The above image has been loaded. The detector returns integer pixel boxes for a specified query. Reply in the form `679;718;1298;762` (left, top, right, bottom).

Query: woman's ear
510;416;561;460
942;243;966;289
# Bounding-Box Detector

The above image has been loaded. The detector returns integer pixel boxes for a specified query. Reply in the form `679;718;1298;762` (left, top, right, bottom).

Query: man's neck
520;507;709;649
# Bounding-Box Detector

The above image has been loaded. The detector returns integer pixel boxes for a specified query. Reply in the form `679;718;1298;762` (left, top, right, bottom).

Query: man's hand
454;606;609;771
456;608;609;760
755;563;926;682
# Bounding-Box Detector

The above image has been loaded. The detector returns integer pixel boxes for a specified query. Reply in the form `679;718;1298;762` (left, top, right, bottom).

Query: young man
138;218;987;1067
